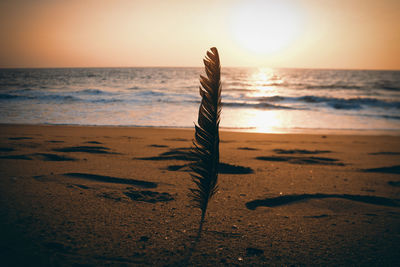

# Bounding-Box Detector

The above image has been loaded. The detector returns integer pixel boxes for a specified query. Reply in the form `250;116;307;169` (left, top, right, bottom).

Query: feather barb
189;47;222;236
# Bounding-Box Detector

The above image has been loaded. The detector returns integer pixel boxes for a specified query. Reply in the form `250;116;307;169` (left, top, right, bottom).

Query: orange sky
1;0;399;69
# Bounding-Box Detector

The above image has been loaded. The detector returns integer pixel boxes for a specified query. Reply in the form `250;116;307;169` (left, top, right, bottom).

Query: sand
0;124;399;266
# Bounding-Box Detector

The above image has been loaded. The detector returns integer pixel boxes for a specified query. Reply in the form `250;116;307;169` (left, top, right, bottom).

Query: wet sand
0;124;399;266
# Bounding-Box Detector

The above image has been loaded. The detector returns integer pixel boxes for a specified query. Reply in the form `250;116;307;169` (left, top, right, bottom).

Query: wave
372;81;400;91
4;89;398;111
12;88;34;93
296;96;400;110
0;93;20;99
362;114;400;121
225;82;367;91
226;82;364;90
127;86;140;90
382;86;400;91
305;84;362;90
91;99;123;103
135;90;166;97
0;92;122;103
33;95;80;102
79;89;109;95
223;101;294;110
1;94;81;102
257;96;285;102
379;115;400;120
243;94;400;110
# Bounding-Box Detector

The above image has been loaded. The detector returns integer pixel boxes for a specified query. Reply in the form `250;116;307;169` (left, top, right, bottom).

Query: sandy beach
0;124;399;266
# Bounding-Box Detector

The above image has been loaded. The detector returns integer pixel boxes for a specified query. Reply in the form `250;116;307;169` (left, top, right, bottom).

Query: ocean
0;67;399;134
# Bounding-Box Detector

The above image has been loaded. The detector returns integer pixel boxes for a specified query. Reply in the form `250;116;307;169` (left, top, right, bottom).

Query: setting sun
229;0;303;55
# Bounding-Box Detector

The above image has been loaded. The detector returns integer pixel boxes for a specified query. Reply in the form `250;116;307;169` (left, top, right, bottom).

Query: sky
0;0;399;70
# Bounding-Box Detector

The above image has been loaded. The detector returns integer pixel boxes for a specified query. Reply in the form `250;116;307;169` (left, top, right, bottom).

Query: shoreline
1;124;399;265
1;123;399;136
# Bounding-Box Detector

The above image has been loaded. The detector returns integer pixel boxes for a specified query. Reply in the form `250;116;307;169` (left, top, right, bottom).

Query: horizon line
0;66;399;72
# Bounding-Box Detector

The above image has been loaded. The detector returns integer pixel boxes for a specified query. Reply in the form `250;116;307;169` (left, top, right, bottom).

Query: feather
189;47;222;237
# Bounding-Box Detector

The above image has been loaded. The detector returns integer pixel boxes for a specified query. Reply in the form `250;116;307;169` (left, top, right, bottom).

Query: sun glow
230;1;303;55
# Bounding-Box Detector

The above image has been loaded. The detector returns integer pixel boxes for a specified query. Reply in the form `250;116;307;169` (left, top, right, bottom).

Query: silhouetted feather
189;47;221;237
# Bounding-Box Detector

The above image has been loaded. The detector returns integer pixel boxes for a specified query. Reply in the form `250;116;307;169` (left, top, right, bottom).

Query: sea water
0;67;399;134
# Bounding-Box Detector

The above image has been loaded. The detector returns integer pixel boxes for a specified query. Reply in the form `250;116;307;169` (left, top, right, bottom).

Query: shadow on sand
369;152;400;156
273;149;331;154
0;147;15;152
256;155;345;166
388;181;400;187
124;190;174;203
0;153;77;161
64;173;157;188
363;165;400;174
0;154;32;160
167;162;253;174
54;146;118;154
246;193;400;210
8;137;33;140
137;147;194;161
35;153;77;161
138;147;254;174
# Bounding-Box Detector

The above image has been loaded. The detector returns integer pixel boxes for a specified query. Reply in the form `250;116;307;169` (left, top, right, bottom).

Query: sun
229;1;303;55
